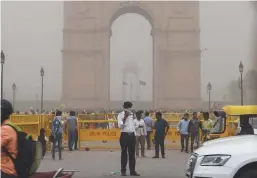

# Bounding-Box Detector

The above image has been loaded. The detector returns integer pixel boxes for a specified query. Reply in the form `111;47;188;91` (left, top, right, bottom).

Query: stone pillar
136;73;139;101
122;72;126;101
253;2;257;103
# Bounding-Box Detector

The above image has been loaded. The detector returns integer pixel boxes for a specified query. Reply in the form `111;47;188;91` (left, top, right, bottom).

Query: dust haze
1;1;256;110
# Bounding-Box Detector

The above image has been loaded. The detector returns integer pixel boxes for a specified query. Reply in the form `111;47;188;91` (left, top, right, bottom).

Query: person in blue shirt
177;113;190;153
65;111;78;151
51;110;63;160
153;112;169;158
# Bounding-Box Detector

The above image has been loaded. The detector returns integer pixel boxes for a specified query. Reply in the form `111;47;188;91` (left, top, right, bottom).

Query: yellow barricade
76;119;187;150
7;113;240;151
10;115;41;140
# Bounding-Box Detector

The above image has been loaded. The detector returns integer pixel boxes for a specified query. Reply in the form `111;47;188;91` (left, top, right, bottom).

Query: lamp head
207;82;212;90
1;50;5;64
12;83;16;91
239;61;243;73
40;67;44;77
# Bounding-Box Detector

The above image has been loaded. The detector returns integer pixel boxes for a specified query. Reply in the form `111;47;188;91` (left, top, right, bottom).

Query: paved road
38;149;190;178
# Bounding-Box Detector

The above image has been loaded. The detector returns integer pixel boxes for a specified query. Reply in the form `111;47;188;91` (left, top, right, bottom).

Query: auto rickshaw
208;105;257;140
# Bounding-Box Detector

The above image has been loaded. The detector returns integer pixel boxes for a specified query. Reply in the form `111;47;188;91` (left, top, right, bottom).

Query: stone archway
252;2;257;103
62;1;201;109
109;5;154;105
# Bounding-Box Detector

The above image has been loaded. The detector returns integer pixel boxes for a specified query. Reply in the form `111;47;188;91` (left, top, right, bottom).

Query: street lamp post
239;61;244;105
40;67;44;113
1;50;5;99
207;82;212;112
12;82;16;111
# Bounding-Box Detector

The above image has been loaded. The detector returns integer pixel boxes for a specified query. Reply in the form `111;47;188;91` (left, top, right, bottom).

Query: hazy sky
1;1;255;101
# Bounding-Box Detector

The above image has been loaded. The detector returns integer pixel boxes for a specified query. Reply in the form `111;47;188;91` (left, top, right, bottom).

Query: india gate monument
62;1;201;109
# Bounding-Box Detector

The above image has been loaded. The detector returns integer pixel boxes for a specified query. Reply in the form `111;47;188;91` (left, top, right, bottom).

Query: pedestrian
1;99;18;178
202;112;214;141
51;110;63;160
65;111;78;151
118;101;140;176
143;111;153;150
37;128;48;158
177;113;190;153
152;111;169;158
188;112;202;152
74;116;79;150
134;111;147;157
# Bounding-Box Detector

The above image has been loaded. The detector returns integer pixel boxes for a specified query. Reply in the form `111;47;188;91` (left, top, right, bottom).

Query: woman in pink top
1;99;18;178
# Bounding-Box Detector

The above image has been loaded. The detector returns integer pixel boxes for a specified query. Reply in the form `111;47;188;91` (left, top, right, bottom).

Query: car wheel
236;168;257;178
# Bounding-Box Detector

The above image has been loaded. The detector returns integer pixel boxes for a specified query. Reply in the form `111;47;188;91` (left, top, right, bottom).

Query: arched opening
109;10;153;103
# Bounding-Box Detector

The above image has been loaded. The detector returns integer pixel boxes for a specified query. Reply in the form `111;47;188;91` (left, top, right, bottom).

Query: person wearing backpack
1;99;18;178
1;99;41;178
51;110;63;160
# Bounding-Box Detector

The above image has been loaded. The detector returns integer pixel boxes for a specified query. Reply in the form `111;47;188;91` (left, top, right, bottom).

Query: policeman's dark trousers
120;132;136;174
155;136;165;157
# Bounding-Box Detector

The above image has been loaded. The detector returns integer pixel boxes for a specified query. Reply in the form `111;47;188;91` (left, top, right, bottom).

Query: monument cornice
63;28;200;36
63;28;110;34
69;97;104;101
152;28;200;35
62;49;103;56
160;49;201;57
168;16;194;20
158;97;201;101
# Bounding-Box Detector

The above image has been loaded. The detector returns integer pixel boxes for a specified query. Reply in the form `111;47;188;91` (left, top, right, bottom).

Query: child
37;128;48;159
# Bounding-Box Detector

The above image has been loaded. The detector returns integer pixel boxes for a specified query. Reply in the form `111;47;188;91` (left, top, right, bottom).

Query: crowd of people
115;101;217;176
6;97;247;178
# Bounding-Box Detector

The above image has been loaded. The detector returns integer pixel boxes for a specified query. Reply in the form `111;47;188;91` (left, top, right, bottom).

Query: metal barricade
8;112;228;151
10;115;41;140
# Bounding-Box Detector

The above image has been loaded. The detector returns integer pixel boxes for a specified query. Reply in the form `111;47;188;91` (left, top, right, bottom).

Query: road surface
38;149;190;178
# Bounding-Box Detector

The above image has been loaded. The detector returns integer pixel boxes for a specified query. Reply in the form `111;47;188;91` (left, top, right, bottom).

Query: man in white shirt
118;101;140;176
134;111;147;157
143;111;153;150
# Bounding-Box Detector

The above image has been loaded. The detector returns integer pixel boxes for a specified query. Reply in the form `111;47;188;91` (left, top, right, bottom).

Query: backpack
53;117;62;137
2;123;42;178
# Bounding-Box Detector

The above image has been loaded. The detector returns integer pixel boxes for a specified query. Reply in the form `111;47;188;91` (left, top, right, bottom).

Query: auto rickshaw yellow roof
221;105;257;116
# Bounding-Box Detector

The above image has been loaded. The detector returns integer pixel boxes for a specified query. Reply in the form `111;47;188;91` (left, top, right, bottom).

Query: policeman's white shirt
117;111;136;133
134;119;147;136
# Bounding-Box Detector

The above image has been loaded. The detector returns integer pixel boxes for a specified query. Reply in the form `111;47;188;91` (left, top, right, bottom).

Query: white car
185;135;257;178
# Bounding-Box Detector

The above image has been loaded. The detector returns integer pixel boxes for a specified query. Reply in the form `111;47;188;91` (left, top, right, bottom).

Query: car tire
236;168;257;178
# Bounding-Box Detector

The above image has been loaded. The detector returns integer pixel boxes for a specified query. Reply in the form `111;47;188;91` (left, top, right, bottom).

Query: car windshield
210;116;225;134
